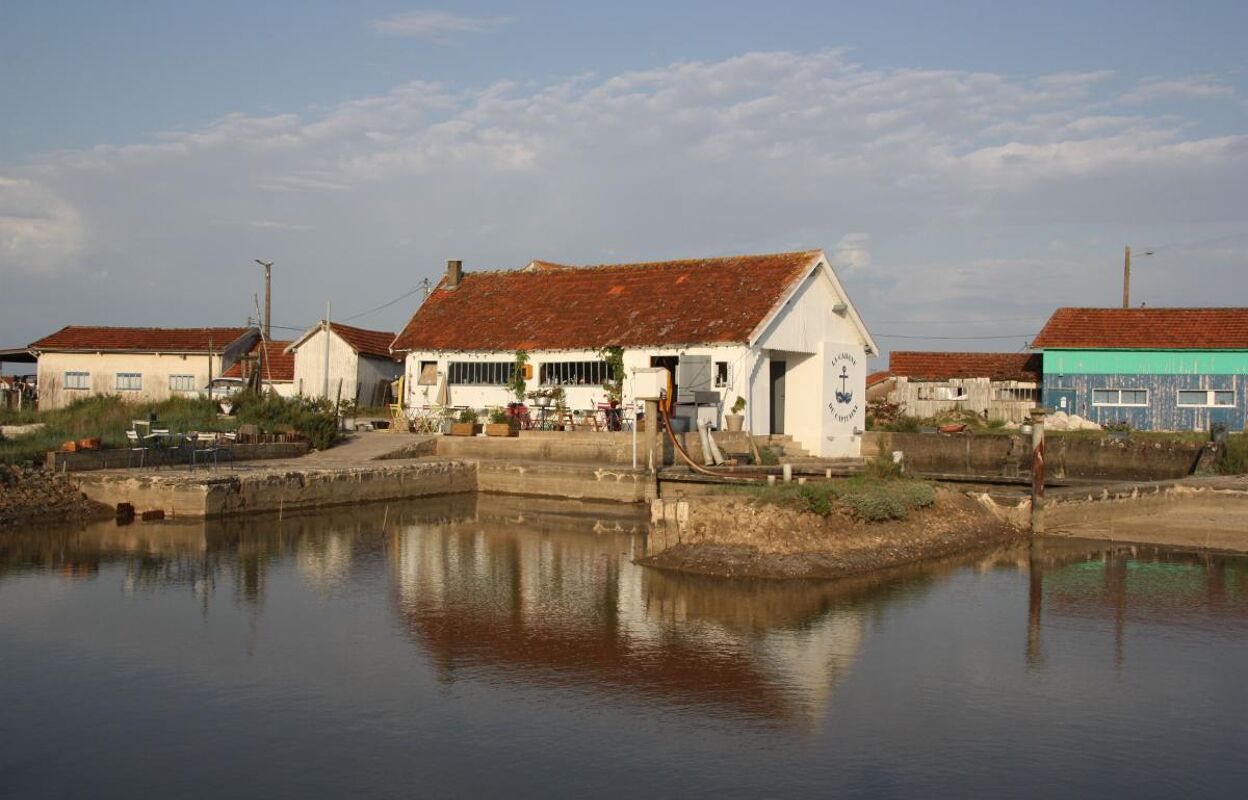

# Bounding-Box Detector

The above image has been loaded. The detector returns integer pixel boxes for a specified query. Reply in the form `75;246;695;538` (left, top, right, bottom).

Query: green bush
1218;433;1248;476
740;475;936;522
231;392;338;450
757;446;779;466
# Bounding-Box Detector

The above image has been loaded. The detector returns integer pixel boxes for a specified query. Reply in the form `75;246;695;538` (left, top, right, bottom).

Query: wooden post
644;399;659;473
1122;245;1131;309
1030;407;1046;534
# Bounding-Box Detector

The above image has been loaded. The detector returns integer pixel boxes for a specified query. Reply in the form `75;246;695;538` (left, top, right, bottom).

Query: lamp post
1121;246;1153;309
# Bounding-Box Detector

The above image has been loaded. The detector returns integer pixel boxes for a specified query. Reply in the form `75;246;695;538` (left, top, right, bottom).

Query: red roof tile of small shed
222;340;295;381
328;323;397;359
866;370;892;387
29;326;251;352
889;351;1041;382
1032;308;1248;349
392;251;820;352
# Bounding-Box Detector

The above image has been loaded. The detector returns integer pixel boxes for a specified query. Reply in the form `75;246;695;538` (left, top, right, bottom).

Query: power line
870;316;1049;325
874;332;1038;340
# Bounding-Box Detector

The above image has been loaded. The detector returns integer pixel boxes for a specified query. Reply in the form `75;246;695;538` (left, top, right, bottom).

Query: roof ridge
451;250;823;277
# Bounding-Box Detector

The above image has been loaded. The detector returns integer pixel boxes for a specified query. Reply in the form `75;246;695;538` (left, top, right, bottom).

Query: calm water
2;496;1246;799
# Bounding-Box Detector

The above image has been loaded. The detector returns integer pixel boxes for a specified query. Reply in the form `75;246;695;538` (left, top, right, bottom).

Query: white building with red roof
392;251;877;457
27;326;259;409
285;321;402;407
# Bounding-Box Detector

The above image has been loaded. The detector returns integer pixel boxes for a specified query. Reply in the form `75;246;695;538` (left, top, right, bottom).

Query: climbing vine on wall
598;345;625;403
510;350;530;402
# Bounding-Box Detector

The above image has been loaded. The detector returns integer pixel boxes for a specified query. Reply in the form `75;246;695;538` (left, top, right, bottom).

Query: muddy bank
640;487;1026;580
0;466;112;528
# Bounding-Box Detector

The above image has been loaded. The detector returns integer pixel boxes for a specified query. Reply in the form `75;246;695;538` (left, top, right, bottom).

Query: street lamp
1122;246;1153;308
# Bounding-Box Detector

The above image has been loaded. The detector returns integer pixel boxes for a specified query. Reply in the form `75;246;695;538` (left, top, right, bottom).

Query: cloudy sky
2;1;1245;363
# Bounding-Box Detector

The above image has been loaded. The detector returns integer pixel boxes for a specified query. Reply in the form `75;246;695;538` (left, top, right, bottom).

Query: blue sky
2;1;1246;359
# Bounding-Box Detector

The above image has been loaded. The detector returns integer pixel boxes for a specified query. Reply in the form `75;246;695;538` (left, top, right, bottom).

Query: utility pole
1121;246;1153;308
255;260;273;340
1122;246;1131;309
323;300;331;400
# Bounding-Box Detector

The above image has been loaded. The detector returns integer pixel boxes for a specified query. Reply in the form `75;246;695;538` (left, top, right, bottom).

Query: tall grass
733;475;936;522
1218;433;1248;476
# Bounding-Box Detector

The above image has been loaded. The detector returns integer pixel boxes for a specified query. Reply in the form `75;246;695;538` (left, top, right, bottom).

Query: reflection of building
1026;540;1248;666
391;496;866;724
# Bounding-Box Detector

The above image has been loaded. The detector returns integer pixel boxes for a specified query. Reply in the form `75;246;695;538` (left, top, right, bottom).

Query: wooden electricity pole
255;259;273;340
1122;246;1131;309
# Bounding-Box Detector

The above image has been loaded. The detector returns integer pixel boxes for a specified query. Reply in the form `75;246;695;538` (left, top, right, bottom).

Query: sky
2;1;1246;364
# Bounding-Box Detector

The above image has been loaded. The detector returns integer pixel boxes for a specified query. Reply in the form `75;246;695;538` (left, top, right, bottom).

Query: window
418;361;439;385
538;361;615;386
917;384;968;401
64;371;89;390
448;361;514;386
714;361;730;388
996;387;1037;403
169;374;196;392
1177;389;1235;407
115;373;142;391
1092;388;1148;407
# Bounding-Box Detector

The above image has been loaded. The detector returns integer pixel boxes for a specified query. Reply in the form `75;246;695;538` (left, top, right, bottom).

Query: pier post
644;399;659;473
1030;407;1046;534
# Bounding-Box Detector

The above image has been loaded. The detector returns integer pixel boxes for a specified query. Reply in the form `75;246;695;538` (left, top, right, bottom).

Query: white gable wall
293;328;358;403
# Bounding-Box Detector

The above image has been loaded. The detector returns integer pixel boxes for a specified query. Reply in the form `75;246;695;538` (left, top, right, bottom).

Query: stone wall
0;464;109;526
863;431;1205;481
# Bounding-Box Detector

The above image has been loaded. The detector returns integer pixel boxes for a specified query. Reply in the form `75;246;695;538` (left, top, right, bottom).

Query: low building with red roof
221;339;296;397
26;325;258;409
884;351;1041;424
1032;307;1248;431
285;322;402;407
392;251;877;457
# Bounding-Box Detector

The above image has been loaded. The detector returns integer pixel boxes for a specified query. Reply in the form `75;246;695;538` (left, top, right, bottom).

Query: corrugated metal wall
1043;372;1245;431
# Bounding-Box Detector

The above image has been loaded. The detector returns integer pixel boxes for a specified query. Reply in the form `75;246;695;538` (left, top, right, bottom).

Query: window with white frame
64;371;89;390
115;373;142;391
1092;388;1148;406
539;361;614;386
1177;389;1234;407
169;374;196;391
448;361;514;386
714;361;730;388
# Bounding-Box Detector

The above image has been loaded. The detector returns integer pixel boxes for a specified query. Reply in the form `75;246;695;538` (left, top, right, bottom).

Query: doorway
650;356;678;413
769;358;786;434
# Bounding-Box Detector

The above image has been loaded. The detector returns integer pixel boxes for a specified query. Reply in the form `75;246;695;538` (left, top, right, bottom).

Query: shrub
1218;433;1248;476
230;392;338;450
757;446;779;466
488;408;508;424
457;408;479;424
740;476;936;522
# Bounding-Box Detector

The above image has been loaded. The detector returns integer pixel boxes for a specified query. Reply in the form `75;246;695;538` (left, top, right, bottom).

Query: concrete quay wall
476;460;651;503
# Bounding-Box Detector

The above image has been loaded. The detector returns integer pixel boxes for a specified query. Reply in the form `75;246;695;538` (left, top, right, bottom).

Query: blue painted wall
1041;350;1246;431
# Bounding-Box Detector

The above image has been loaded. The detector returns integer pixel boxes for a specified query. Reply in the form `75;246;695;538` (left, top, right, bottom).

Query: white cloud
834;233;871;270
0;176;84;275
2;49;1245;344
369;10;509;42
1120;75;1239;105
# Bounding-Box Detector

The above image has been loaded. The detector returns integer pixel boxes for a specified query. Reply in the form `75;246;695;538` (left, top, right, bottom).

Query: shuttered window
64;371;89;390
169;375;196;391
115;373;142;391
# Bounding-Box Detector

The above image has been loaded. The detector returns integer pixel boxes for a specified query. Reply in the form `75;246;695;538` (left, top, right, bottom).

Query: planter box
449;423;482;437
485;423;518;437
725;414;744;432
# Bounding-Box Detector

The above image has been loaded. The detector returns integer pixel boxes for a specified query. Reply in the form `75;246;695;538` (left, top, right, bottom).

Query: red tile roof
889;351;1041;382
866;370;892;387
392;251;822;352
222;340;295;382
1032;307;1248;349
28;326;252;353
328;322;397;359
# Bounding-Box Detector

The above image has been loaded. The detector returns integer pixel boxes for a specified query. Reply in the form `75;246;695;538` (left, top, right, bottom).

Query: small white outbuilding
286;322;403;407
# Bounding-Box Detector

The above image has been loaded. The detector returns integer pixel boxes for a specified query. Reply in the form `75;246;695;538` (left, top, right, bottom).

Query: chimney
446;259;463;290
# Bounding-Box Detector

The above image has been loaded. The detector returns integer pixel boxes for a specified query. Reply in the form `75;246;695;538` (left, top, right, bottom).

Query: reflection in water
3;499;1248;796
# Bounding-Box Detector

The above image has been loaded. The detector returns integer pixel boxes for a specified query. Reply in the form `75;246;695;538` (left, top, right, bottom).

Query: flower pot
450;422;481;437
485;423;517;437
725;414;744;432
77;436;102;450
535;397;551;407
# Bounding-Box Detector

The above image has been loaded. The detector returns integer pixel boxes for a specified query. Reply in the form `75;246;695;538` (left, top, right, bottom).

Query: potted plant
725;395;746;432
450;408;482;437
485;407;518;437
551;386;568;430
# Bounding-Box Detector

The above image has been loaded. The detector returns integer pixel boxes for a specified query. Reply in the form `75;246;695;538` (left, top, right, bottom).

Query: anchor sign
835;364;853;405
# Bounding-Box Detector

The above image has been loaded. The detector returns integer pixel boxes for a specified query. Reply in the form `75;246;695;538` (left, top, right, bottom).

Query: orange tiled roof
222;340;294;382
392;251;821;352
889;351;1041;382
328;323;397;359
29;326;251;353
1032;307;1248;349
866;370;892;387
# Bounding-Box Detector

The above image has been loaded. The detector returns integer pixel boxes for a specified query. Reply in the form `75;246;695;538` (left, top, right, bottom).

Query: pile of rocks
0;465;109;527
1045;411;1102;431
